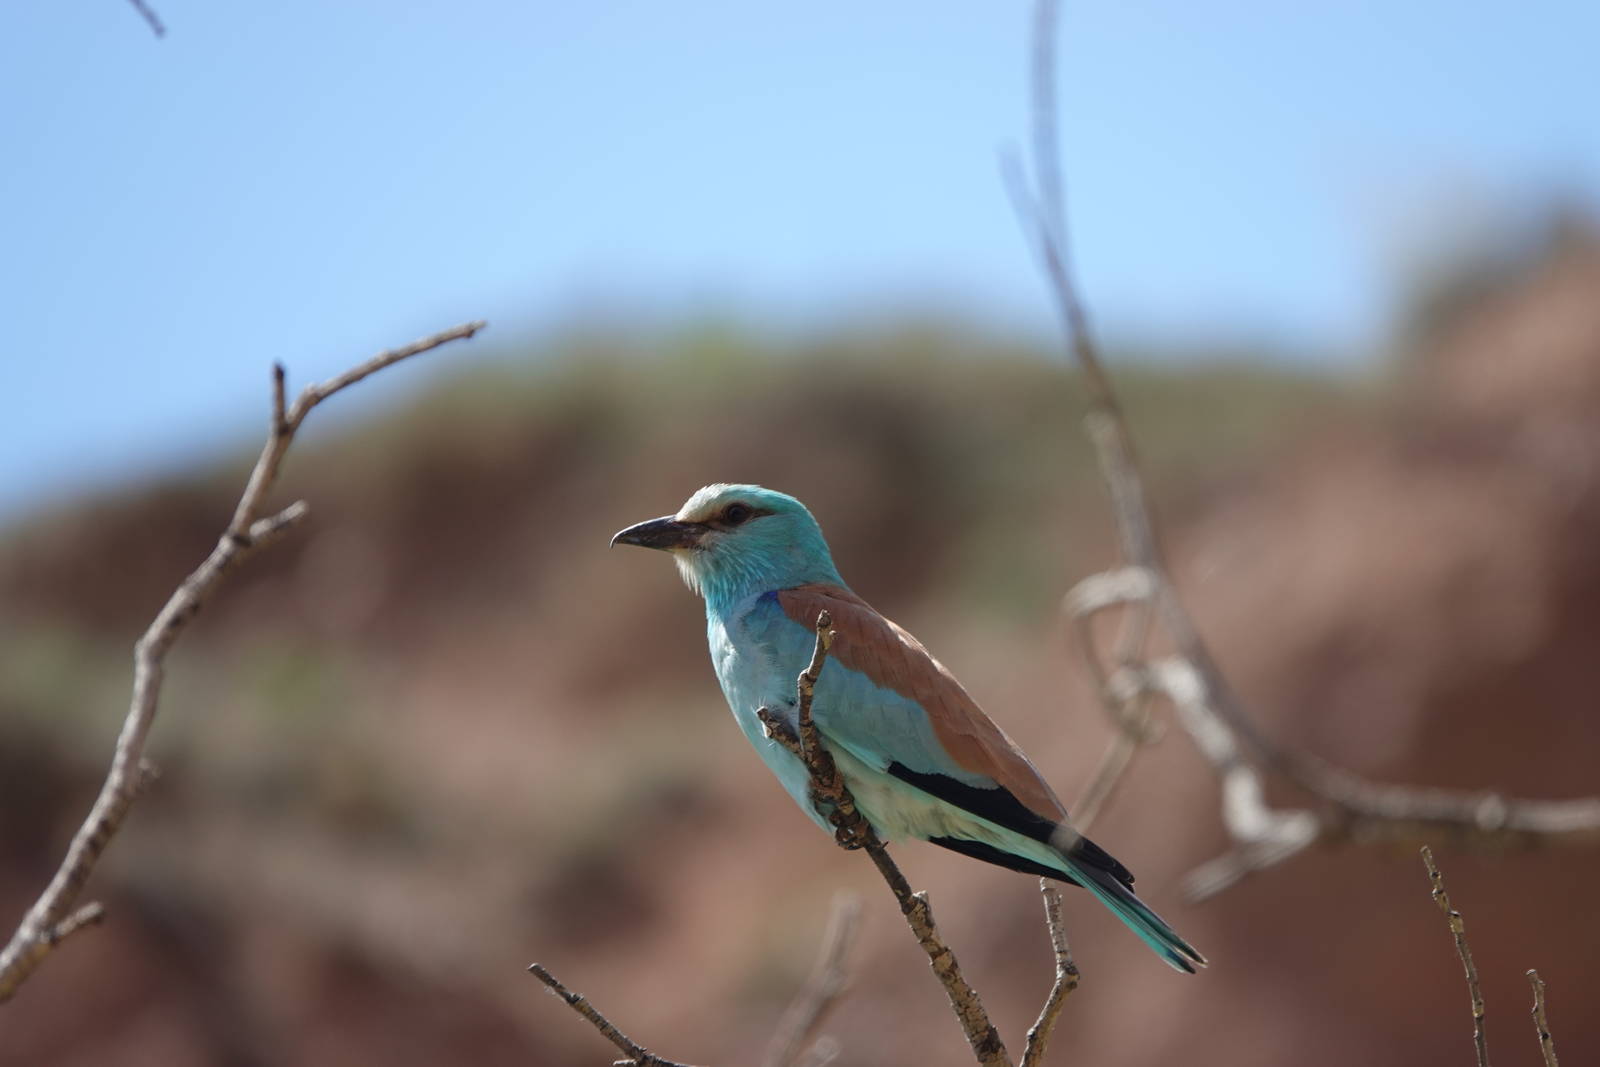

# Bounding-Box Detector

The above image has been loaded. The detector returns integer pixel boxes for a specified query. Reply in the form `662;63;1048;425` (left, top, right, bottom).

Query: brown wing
776;583;1067;824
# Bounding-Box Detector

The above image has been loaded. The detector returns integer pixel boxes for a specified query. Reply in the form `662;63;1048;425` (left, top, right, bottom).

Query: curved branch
0;321;486;1003
1020;0;1600;895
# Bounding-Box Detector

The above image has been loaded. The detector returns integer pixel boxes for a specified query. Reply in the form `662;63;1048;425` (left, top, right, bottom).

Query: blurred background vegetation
6;214;1600;1065
6;3;1600;1065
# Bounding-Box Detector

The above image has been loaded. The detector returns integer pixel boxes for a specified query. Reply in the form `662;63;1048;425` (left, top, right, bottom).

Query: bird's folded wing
762;584;1069;839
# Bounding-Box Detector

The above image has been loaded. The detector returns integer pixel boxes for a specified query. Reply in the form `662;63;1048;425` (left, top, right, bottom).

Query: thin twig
793;1038;841;1067
1063;568;1160;833
42;903;104;947
1018;0;1173;844
1021;879;1078;1067
1526;970;1559;1067
760;613;1011;1067
527;964;701;1067
762;893;861;1067
1421;847;1490;1067
125;0;165;37
0;321;485;1003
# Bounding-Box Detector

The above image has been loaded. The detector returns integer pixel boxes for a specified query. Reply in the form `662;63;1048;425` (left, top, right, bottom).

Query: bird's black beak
610;515;705;551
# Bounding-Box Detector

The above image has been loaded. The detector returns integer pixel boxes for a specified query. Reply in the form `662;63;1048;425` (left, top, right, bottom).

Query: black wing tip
1055;829;1136;889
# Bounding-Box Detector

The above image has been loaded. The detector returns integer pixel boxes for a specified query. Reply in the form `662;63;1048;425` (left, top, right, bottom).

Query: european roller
613;484;1205;973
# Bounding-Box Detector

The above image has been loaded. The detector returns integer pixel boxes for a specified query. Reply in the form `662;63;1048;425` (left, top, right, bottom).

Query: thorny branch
759;612;1012;1067
1016;0;1600;899
0;321;486;1003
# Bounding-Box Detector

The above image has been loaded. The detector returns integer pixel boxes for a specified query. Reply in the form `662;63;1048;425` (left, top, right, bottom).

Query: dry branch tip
1421;847;1489;1067
528;963;699;1067
1527;969;1559;1067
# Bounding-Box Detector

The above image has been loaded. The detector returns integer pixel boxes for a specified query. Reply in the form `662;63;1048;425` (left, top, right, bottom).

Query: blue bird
613;484;1205;973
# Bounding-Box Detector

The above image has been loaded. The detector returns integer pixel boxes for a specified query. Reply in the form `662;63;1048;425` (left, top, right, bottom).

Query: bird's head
611;484;843;607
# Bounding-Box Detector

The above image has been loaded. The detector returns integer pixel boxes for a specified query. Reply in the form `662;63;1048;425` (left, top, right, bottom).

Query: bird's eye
723;503;752;525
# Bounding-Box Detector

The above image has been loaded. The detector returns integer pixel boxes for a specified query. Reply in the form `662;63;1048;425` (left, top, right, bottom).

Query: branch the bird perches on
535;610;1079;1067
756;612;1079;1067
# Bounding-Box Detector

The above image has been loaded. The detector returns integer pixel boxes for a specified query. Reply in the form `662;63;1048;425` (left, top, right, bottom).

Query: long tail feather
1061;841;1207;974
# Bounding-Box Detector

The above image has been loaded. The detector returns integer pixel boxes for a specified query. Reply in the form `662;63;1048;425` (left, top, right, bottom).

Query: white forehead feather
674;483;739;524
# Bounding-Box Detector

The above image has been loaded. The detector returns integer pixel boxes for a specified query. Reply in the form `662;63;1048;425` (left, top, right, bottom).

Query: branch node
44;903;104;947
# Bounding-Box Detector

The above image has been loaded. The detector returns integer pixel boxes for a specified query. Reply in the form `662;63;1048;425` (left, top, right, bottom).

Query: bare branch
761;613;1011;1066
763;893;861;1067
0;321;485;1003
1527;970;1559;1067
527;964;701;1067
1017;0;1600;893
1421;847;1490;1067
1021;880;1078;1067
226;321;485;541
126;0;165;38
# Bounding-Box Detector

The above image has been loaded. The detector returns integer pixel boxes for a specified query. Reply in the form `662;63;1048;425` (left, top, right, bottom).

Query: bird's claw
831;818;870;850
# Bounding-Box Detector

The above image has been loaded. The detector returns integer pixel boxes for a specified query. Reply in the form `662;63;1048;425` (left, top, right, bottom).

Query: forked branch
0;321;486;1003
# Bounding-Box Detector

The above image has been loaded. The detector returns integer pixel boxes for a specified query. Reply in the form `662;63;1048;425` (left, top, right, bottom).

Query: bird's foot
833;826;866;850
830;814;871;851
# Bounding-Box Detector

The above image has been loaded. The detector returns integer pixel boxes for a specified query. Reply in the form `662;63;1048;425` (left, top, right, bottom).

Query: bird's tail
1056;833;1207;974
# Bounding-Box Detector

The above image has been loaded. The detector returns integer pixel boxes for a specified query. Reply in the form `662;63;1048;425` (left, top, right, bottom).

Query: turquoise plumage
613;483;1205;973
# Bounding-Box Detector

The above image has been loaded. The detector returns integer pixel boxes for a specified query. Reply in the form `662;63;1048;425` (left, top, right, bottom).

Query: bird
612;483;1205;973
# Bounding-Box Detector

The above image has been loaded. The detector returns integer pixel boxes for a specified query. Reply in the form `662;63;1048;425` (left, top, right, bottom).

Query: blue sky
4;1;1597;516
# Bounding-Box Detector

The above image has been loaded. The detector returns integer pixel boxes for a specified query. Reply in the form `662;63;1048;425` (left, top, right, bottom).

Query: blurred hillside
4;227;1600;1065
